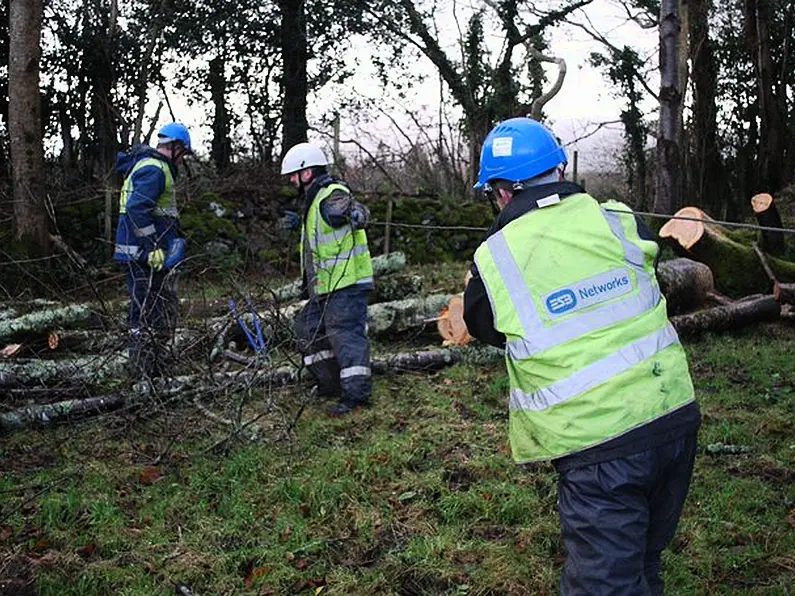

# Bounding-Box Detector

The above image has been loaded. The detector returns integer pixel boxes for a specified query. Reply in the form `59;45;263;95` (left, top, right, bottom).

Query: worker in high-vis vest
114;122;192;381
281;142;374;417
463;117;701;595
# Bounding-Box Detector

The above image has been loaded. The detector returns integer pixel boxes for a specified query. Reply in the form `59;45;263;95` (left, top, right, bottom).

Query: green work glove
147;248;166;271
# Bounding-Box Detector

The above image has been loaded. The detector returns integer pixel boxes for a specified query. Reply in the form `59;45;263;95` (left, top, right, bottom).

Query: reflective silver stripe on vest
317;244;369;271
133;224;157;238
115;244;141;256
355;277;374;286
340;366;371;379
484;207;660;360
304;350;335;365
509;324;678;412
313;227;351;248
152;207;179;217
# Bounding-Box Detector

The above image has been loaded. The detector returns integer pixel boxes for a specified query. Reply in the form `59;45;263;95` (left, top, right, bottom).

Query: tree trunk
657;257;718;314
751;193;786;256
8;0;49;254
659;207;795;296
209;55;232;173
0;304;101;344
279;0;308;153
689;0;732;218
747;0;786;192
654;0;683;217
670;294;781;336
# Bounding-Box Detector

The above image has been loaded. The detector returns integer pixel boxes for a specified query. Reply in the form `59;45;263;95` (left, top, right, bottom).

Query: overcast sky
160;0;659;172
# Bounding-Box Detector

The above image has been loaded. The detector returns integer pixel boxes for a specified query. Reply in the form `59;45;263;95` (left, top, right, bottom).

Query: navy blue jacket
113;145;180;263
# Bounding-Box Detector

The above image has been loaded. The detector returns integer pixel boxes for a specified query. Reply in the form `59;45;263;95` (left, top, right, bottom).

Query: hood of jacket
115;144;172;177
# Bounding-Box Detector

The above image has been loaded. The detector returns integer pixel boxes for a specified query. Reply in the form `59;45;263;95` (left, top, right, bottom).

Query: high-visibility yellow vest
474;193;695;463
119;158;177;218
301;183;373;295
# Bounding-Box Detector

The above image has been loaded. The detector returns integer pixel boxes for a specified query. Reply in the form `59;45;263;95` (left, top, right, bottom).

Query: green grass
1;267;794;594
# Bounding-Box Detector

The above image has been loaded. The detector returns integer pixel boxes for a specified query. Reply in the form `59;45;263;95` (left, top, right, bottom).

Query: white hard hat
280;142;328;175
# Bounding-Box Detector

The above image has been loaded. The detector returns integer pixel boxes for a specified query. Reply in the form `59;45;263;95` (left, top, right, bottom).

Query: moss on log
659;207;795;297
0;304;100;344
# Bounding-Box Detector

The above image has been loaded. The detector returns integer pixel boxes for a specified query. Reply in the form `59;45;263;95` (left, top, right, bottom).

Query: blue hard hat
474;117;567;189
157;122;193;153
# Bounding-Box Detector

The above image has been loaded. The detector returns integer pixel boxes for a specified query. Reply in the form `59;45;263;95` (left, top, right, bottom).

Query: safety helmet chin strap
483;185;500;215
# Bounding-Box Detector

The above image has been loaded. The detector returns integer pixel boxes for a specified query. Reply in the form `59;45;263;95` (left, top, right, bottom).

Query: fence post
572;150;579;184
383;199;393;255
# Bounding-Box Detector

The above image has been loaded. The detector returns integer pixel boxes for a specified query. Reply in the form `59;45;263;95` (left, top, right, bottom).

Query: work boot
327;400;370;418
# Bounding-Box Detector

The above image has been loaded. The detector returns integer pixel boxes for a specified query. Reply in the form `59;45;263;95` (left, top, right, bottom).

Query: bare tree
9;0;49;254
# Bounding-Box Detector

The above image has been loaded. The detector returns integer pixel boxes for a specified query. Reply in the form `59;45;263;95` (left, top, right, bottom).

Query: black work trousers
558;433;698;595
295;285;371;405
125;262;178;379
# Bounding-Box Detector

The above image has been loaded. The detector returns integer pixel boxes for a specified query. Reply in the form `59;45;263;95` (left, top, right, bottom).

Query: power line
622;209;795;236
371;210;795;236
370;221;489;232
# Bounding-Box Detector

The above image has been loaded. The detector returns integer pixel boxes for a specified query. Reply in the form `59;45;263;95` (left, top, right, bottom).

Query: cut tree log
0;304;104;344
657;258;719;314
369;273;423;304
0;345;504;430
0;354;127;387
751;193;786;256
669;294;781;337
436;294;473;346
437;258;720;343
659;207;795;297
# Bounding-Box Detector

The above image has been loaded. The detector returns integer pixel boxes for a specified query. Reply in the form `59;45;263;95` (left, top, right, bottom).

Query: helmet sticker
492;137;513;157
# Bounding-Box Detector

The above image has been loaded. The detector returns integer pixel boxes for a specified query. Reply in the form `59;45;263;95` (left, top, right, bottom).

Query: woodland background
1;2;795;594
2;0;795;293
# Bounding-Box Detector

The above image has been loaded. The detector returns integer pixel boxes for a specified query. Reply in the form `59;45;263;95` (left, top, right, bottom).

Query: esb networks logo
546;289;577;314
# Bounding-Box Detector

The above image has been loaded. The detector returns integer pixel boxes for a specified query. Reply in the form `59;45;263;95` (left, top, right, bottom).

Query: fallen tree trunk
437;258;722;344
659;207;795;297
751;193;787;256
0;354;127;387
369;273;423;304
657;258;719;314
0;304;105;344
670;294;781;337
1;345;504;430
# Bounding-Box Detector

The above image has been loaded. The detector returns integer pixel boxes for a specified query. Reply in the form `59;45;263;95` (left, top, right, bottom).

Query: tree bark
0;304;101;344
654;0;684;217
271;251;408;302
670;294;781;336
8;0;49;254
659;207;795;296
688;0;731;217
209;55;232;173
657;257;717;314
745;0;786;192
751;193;786;256
279;0;308;153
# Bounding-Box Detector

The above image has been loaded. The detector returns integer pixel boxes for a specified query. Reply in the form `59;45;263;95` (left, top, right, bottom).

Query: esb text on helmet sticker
491;137;513;157
544;268;632;317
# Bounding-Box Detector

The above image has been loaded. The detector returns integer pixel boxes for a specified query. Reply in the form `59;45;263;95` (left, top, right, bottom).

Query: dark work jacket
463;182;701;472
